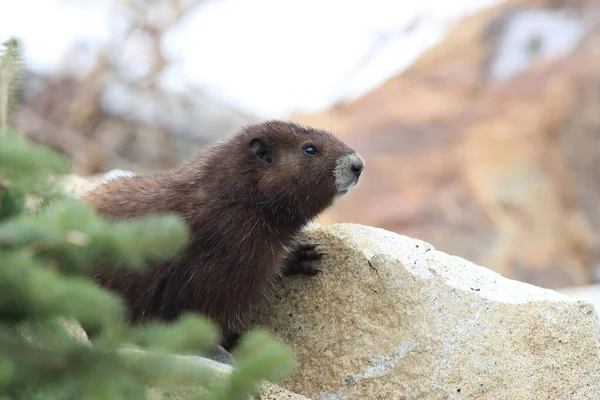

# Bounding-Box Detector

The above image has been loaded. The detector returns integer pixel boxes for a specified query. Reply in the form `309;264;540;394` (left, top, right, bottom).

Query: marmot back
83;120;365;348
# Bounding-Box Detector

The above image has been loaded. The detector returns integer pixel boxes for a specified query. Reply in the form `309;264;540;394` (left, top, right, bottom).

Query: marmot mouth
333;152;364;197
336;174;361;196
336;188;350;197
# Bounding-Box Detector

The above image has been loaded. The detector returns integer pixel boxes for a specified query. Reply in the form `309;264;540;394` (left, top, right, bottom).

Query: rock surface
58;317;90;344
290;0;600;289
559;284;600;313
145;354;310;400
250;223;600;399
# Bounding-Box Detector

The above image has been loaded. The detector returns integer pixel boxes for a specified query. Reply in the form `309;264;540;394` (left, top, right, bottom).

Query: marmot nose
350;158;364;178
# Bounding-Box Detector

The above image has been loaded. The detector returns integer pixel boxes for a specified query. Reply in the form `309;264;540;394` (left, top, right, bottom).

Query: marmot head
200;120;364;226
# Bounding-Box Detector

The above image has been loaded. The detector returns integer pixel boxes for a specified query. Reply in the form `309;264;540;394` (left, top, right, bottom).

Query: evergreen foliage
0;37;295;399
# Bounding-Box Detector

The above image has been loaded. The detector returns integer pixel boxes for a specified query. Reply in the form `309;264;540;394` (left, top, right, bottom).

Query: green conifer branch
0;37;23;133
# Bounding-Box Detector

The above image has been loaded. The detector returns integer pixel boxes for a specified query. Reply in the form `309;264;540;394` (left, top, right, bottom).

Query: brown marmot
82;120;364;351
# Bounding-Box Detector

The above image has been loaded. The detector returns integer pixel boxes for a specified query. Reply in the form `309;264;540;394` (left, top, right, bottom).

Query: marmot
82;120;364;350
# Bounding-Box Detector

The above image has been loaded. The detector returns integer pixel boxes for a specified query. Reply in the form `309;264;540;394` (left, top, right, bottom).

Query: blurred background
3;0;600;298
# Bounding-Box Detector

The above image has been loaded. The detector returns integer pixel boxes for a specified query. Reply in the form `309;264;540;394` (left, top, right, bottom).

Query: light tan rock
27;173;106;212
251;223;600;400
58;317;90;344
57;174;105;197
559;284;600;313
143;353;310;400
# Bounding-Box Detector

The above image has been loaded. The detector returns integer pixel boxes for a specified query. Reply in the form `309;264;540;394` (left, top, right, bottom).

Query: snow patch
490;9;585;81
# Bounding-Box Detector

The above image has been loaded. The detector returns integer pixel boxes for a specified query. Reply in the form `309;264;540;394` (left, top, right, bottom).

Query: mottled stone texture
251;223;600;400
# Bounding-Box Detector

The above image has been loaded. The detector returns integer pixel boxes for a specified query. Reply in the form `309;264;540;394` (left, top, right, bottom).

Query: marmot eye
303;145;318;155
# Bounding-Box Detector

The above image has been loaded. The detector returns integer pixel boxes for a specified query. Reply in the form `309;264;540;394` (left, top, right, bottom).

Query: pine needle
0;37;23;133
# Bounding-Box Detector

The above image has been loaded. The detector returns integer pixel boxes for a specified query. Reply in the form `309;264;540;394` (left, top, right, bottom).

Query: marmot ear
250;137;274;164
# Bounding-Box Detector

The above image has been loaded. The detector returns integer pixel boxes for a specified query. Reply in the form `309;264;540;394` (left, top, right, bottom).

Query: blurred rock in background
293;0;600;289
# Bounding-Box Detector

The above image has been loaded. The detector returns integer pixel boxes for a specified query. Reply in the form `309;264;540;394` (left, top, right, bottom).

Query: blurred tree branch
13;0;223;175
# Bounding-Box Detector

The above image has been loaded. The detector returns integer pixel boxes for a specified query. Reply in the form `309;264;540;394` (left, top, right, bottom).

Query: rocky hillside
291;0;600;289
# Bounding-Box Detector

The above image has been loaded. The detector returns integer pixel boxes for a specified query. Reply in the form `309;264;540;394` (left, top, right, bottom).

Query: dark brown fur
82;120;361;349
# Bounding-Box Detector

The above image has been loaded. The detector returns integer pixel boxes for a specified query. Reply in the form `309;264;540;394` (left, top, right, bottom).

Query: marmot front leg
280;241;327;277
